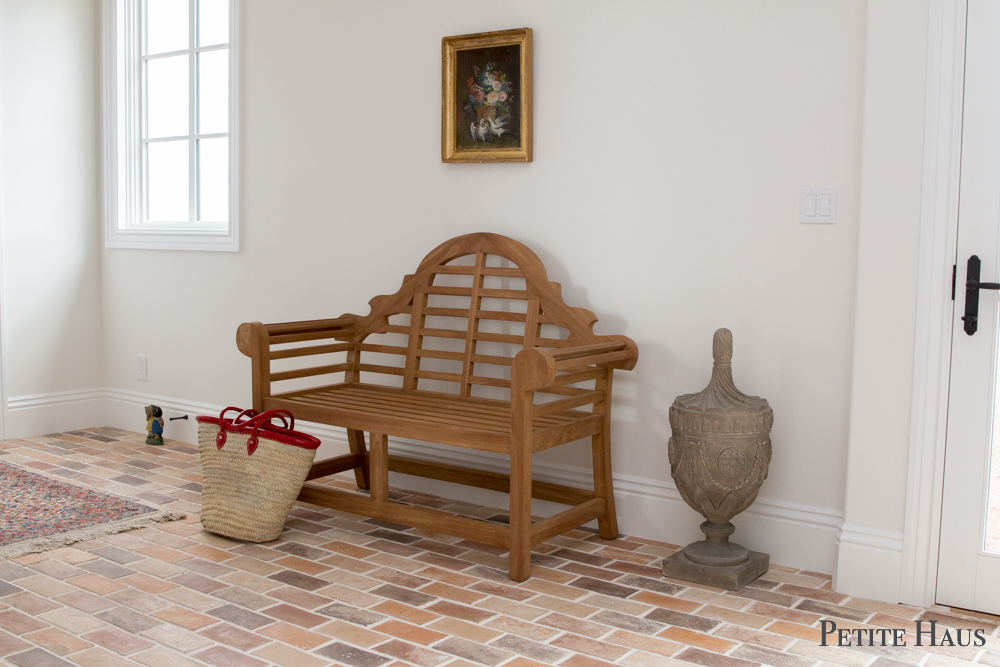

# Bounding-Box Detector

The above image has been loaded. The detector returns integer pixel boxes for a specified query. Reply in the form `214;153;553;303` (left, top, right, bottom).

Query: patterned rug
0;460;184;559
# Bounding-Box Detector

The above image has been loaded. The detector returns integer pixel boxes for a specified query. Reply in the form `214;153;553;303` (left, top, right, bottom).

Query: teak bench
236;233;638;580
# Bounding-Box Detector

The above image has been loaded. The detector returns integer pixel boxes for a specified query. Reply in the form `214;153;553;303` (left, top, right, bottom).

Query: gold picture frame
442;28;532;163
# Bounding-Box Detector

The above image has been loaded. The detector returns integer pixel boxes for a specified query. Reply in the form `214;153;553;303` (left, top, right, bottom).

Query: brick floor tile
23;627;91;656
129;558;185;578
88;546;144;565
427;617;503;643
0;610;48;634
252;641;330;667
257;620;329;649
482;615;556;641
0;628;32;657
620;650;685;667
712;623;793;651
316;619;390;647
316;601;388;626
15;575;74;597
272;554;330;576
370;583;435;606
489;633;569;662
6;648;76;667
38;607;105;634
267;569;328;591
172;571;228;593
82;626;154;655
434;636;513;667
260;602;327;627
4;592;60;616
764;620;823;642
79;560;135;579
659;627;736;654
0;580;22;598
518;577;587;600
373;619;447;645
198;622;269;650
151;605;216;630
674;647;761;667
375;639;451;667
426;600;495;623
140;623;214;652
117;576;175;599
632;590;703;613
535;611;608;638
371;600;439;625
159;587;220;611
569;576;639;598
206;604;272;629
133;646;205;667
95;605;161;633
28;560;84;581
194;645;270;667
66;573;126;595
266;585;332;608
314;641;393;667
731;642;816;667
48;548;98;565
106;588;167;613
136;545;191;563
185;544;233;563
469;580;536;602
746;602;822;626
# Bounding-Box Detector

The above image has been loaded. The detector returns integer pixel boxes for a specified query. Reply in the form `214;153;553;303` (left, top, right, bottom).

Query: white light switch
801;188;837;224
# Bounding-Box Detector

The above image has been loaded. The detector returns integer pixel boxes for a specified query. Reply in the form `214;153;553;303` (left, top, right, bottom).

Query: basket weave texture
197;414;318;543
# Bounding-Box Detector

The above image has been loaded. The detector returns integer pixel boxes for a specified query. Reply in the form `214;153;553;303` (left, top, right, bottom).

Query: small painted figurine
145;405;165;446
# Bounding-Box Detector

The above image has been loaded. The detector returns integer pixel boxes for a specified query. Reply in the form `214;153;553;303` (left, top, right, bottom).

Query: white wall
96;0;866;573
0;0;105;436
0;0;941;584
835;0;930;603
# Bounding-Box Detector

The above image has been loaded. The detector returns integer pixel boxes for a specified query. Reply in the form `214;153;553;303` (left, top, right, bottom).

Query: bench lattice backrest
351;233;619;399
256;233;630;402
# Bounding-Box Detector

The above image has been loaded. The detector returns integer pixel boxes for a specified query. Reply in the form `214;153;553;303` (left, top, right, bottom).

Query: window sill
106;227;239;252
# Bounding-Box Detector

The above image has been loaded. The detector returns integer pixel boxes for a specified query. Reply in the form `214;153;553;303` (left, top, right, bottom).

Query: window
104;0;239;250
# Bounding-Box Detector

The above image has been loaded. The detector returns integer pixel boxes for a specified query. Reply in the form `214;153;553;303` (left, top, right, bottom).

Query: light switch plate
137;355;147;381
801;187;837;224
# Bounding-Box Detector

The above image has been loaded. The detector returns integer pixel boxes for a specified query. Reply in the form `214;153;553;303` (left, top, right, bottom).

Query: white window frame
103;0;240;251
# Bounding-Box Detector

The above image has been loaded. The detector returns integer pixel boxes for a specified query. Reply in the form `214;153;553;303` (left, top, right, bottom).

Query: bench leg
509;438;533;582
593;421;619;540
369;432;388;504
347;429;370;490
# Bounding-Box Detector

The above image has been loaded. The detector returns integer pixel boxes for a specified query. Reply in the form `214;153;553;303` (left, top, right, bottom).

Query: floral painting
442;29;531;162
455;45;521;150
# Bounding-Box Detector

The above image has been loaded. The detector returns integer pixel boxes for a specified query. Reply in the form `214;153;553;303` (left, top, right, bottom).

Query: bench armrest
511;338;638;393
236;316;360;357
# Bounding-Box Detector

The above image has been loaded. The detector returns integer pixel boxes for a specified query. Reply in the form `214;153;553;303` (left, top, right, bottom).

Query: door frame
900;0;967;608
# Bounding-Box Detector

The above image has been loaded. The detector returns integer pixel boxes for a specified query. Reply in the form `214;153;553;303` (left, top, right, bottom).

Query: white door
937;0;1000;615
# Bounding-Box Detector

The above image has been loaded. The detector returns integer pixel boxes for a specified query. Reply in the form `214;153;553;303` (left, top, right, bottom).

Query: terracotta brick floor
0;428;998;667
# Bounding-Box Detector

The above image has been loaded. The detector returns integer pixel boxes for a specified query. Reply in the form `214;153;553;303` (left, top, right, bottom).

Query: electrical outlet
137;355;147;381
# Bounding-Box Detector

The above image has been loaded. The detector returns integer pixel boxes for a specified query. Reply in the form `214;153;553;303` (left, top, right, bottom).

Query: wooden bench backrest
345;233;618;398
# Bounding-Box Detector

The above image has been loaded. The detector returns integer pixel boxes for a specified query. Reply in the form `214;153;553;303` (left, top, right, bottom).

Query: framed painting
442;28;532;163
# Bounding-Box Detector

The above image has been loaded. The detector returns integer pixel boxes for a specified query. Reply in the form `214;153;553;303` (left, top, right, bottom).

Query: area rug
0;461;184;559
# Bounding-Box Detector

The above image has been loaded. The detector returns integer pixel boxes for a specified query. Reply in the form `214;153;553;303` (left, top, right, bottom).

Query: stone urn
661;328;773;590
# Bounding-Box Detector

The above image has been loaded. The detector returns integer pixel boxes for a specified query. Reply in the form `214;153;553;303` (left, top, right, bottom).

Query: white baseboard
6;389;107;438
833;524;905;603
8;387;844;575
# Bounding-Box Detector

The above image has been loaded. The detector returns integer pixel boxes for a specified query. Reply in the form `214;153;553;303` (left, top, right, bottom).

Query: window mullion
188;0;197;222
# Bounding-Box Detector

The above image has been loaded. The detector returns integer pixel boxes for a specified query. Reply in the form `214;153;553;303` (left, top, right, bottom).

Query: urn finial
713;328;733;365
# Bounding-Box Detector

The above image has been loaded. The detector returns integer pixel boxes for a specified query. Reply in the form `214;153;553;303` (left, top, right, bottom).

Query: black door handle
962;255;1000;335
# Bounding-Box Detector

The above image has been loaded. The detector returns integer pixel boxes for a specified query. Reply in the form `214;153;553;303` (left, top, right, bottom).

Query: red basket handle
215;407;294;453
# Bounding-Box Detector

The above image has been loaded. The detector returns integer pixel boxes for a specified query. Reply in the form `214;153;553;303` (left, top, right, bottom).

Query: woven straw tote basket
197;408;321;542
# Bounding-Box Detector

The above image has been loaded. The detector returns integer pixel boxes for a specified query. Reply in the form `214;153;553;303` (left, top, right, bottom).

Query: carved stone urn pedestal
661;329;773;590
